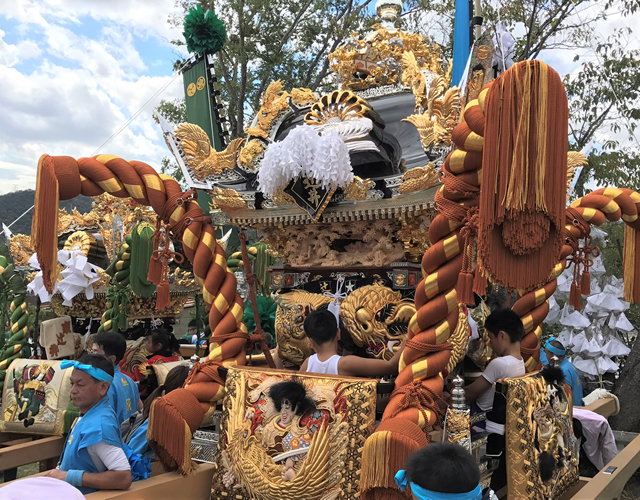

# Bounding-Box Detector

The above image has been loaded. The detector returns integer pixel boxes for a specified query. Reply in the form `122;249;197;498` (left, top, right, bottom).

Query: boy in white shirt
464;308;526;492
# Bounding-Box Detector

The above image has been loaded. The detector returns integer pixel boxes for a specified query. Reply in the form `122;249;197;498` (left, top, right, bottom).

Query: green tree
406;0;640;195
169;0;375;137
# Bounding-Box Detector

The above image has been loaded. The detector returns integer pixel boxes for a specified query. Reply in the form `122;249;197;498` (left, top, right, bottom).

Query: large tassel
623;225;640;304
155;281;171;311
360;418;428;500
472;261;487;297
581;269;591;296
147;389;204;475
32;155;60;294
457;272;474;306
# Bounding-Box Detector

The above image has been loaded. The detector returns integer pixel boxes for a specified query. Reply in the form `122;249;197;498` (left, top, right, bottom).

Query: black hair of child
147;328;181;356
405;442;481;494
268;379;314;416
484;308;524;343
77;353;115;379
93;332;127;364
303;309;338;346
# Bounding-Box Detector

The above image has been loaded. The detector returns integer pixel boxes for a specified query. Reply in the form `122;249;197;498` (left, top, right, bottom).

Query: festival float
0;0;639;498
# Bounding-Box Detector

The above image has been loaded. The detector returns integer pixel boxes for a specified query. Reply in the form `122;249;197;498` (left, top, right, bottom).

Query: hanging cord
239;232;276;368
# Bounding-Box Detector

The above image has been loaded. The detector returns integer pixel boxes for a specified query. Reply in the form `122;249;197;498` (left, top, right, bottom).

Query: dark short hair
405;442;480;493
303;309;337;345
93;333;127;364
485;308;524;343
268;379;313;416
77;353;115;380
147;328;180;354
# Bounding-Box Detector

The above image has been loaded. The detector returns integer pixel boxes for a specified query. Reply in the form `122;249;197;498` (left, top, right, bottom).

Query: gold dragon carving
246;80;291;139
340;284;415;360
398;164;440;194
343;177;375;201
174;123;244;180
211;187;248;210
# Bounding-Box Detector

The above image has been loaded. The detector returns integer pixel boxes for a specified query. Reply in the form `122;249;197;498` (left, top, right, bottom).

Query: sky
0;0;637;205
0;0;188;196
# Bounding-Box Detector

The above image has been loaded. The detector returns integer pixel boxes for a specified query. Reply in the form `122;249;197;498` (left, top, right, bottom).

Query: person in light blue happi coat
92;333;141;423
540;337;584;407
44;354;132;494
121;364;190;458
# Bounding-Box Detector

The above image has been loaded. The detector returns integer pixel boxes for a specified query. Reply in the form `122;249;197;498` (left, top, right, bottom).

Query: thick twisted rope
360;87;488;499
0;256;29;389
31;154;246;398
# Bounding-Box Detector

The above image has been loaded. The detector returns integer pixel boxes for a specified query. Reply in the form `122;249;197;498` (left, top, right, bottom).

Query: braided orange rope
31;154;248;391
360;86;489;499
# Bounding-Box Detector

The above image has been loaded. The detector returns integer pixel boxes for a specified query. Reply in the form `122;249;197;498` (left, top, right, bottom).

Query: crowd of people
0;305;615;498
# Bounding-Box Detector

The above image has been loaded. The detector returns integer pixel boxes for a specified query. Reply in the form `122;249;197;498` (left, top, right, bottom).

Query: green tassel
130;222;157;298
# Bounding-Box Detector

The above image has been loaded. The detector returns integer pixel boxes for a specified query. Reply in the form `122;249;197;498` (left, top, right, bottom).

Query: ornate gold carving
63;231;94;256
238;139;265;171
274;291;333;367
214;367;374;499
272;187;296;207
341;284;415;359
343;177;375;201
398;165;440;194
290;88;317;107
245;80;291;139
396;211;433;261
187;83;196;97
476;45;490;61
446;304;470;372
304;90;371;125
211;187;248;210
394;273;406;286
402;78;460;152
88;193;155;259
9;234;35;267
175;123;244;180
467;69;485;103
259;218;408;268
567;151;588;190
330;25;445;91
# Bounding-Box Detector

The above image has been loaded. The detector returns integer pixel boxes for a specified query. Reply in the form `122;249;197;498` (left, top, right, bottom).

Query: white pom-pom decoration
257;125;354;197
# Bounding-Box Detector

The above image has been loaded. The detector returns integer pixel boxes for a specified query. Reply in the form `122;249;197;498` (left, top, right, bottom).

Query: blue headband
395;470;482;500
61;360;113;385
545;337;566;356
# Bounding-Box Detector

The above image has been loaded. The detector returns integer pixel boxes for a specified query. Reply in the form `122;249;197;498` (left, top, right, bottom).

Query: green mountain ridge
0;190;94;236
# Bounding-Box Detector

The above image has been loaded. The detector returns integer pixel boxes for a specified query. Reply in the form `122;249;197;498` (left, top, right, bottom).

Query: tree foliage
169;0;375;137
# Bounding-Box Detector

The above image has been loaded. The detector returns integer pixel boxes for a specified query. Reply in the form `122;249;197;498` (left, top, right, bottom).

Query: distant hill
0;190;94;236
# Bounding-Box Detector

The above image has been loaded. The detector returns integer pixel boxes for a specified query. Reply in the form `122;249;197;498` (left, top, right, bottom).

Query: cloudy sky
0;0;636;203
0;0;187;196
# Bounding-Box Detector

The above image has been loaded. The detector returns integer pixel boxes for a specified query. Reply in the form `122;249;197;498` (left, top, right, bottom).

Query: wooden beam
84;463;216;500
570;434;640;500
578;398;617;418
0;436;63;471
